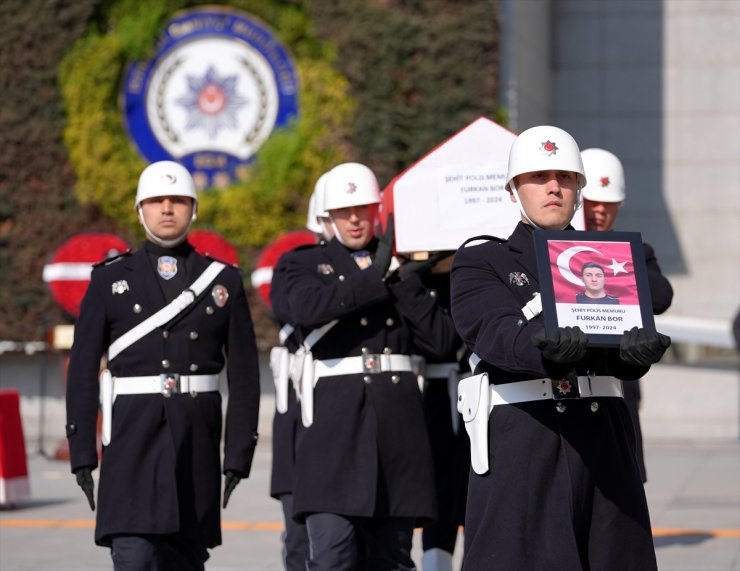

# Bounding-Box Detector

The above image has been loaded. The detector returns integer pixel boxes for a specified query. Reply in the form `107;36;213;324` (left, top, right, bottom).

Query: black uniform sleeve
643;242;673;315
387;272;460;358
285;253;390;329
223;274;261;477
451;244;556;378
270;254;293;326
65;269;110;472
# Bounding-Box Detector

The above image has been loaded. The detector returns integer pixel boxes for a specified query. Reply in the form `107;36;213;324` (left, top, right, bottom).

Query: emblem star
606;258;627;276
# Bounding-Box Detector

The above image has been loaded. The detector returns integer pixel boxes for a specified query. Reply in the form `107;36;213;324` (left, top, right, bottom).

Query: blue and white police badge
123;6;299;189
157;256;178;280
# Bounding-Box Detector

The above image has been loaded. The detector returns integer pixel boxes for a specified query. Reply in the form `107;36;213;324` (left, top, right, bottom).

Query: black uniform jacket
65;244;260;547
268;246;315;498
643;242;673;315
282;237;458;522
450;222;657;571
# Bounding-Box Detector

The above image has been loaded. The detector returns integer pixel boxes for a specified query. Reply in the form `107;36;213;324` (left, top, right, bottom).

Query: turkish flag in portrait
548;240;640;305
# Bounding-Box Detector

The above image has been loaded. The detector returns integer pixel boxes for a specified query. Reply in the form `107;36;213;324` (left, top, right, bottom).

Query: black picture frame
533;230;656;347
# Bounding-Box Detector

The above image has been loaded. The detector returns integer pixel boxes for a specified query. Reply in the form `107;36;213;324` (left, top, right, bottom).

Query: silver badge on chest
509;272;529;286
111;280;129;294
212;284;229;308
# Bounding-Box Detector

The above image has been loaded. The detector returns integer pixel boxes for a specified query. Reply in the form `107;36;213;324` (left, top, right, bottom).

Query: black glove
619;326;671;366
532;326;588;363
397;251;454;280
74;467;95;511
223;470;242;509
373;214;395;278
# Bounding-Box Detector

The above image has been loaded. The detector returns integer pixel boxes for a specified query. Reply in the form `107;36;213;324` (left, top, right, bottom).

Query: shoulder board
205;253;240;269
462;235;507;248
92;249;132;268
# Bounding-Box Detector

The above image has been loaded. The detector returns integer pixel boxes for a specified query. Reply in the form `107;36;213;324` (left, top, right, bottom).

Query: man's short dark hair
581;261;605;275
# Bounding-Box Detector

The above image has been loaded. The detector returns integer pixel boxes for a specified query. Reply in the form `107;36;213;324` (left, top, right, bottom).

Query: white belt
425;362;458;378
489;375;622;409
313;354;413;379
113;374;219;398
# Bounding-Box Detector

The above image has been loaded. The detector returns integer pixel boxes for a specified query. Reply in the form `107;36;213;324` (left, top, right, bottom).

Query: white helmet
581;148;626;203
135;161;198;247
135;160;198;208
505;125;587;191
306;173;328;234
322;162;381;212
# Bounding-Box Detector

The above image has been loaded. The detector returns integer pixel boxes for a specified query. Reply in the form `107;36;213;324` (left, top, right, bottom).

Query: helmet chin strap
329;216;347;246
510;183;582;231
137;206;196;248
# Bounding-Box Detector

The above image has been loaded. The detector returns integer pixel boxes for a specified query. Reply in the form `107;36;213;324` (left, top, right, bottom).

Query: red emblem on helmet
599;176;610;187
540;140;558;156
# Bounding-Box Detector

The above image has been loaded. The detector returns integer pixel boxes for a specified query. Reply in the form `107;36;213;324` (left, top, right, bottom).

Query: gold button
590;402;599;412
385;318;394;327
161;359;170;369
391;375;400;384
429;290;437;298
189;331;199;340
555;402;566;413
338;275;346;282
206;306;214;315
190;363;199;372
360;317;368;326
133;304;142;314
363;376;371;384
162;331;169;338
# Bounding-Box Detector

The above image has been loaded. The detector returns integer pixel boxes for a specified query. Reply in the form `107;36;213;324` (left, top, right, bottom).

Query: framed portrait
533;230;656;347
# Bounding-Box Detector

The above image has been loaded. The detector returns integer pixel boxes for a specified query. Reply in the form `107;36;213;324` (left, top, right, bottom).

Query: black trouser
110;534;209;571
305;513;416;571
279;493;311;571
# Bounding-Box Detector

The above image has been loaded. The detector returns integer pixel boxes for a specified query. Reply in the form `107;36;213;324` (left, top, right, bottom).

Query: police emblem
552;378;579;399
212;284;229;307
317;264;334;275
509;272;529;286
122;7;299;189
352;250;372;270
157;256;178;280
540;140;558;156
111;280;130;295
599;176;610;187
345;182;357;194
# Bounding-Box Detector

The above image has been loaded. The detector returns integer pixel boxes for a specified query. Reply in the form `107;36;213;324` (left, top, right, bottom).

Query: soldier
282;162;458;570
451;126;670;570
65;161;261;570
581;147;674;482
268;172;333;571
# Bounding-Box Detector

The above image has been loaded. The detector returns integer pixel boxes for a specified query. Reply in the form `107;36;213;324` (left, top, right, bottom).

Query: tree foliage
309;0;503;185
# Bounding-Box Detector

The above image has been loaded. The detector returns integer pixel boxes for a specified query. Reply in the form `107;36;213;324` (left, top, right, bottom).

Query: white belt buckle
362;354;382;374
160;373;181;397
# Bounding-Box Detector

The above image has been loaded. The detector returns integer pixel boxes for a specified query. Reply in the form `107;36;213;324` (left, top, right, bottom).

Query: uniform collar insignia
317;263;334;275
509;272;529;286
111;280;129;294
